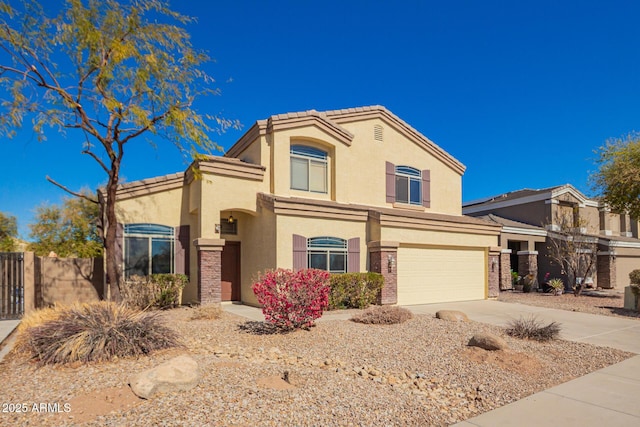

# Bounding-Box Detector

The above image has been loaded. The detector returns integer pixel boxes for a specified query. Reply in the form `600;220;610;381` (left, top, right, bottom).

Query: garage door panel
397;247;485;305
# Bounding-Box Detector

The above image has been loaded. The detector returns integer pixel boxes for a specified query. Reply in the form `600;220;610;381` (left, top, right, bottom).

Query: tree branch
46;176;99;204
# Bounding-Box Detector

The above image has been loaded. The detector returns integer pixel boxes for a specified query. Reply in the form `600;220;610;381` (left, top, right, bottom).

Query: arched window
290;145;328;193
124;224;174;278
395;166;422;206
307;236;347;273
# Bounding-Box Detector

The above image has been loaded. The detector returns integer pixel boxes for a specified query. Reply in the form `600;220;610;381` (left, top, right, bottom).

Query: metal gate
0;252;24;319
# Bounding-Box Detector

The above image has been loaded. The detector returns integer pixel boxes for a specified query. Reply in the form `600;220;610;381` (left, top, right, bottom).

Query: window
395;166;422;205
307;237;347;273
220;218;237;235
124;224;174;278
290;145;328;193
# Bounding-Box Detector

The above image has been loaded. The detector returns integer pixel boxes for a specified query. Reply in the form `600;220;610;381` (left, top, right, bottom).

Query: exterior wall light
387;254;396;272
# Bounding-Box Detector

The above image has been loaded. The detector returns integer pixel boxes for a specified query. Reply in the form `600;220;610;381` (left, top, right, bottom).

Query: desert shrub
328;272;384;310
548;278;564;295
505;316;561;342
190;303;223;320
252;268;330;330
16;302;180;365
121;274;188;309
629;269;640;285
351;305;413;325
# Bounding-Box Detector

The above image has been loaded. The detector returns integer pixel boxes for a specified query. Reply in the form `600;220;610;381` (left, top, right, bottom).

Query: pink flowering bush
252;268;331;330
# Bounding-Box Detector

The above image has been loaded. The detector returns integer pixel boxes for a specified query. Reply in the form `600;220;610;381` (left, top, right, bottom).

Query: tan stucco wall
275;214;367;270
381;226;498;248
199;172;269;236
231;209;277;306
580;205;600;234
116;186;188;225
268;119;463;215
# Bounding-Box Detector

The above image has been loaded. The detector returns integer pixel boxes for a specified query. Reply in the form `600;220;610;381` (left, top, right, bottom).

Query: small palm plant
548;278;564;296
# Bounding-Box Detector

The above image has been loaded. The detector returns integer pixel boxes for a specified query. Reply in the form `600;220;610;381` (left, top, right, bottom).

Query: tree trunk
104;161;122;303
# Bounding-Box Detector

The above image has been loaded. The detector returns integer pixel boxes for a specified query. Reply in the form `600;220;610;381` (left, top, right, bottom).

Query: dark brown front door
221;241;241;301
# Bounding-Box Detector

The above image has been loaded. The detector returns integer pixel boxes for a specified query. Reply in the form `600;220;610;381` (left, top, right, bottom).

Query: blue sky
2;0;640;238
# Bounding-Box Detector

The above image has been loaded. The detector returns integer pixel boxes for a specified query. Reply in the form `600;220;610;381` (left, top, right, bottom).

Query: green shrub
16;302;180;365
121;274;188;309
328;272;384;310
351;305;413;325
629;270;640;285
505;316;561;341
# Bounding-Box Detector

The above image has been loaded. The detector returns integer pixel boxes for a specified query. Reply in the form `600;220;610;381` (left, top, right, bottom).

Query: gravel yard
497;289;640;319
0;307;632;427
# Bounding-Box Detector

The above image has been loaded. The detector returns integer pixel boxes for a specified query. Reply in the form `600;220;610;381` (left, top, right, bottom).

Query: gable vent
374;124;383;142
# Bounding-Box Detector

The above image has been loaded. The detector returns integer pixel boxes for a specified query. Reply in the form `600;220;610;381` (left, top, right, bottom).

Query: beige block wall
36;257;103;307
268;119;463;215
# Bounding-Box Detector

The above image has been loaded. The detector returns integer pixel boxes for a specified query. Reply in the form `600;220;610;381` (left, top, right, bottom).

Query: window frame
307;236;347;274
395;166;422;206
290;145;328;194
123;223;175;279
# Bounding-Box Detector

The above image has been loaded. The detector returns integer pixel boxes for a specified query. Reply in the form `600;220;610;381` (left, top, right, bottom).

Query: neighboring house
463;184;640;290
114;106;501;306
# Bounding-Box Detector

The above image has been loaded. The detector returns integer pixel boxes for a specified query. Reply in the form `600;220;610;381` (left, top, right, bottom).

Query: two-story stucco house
113;106;501;306
463;184;640;291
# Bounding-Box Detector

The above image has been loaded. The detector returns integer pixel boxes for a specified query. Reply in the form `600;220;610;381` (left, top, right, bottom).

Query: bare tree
546;215;598;296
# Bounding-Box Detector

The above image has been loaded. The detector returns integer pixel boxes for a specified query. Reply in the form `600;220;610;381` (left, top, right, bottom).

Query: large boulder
435;310;469;322
468;333;508;351
129;355;199;399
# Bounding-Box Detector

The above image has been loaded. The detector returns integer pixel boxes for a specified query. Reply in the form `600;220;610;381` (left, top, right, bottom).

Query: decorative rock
129;355;199;399
435;310;469;322
468;333;509;351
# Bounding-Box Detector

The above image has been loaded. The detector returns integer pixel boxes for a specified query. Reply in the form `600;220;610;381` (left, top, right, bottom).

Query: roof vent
374;124;383;142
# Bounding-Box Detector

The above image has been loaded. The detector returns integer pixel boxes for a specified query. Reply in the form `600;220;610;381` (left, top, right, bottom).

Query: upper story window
307;236;347;273
395;166;422;206
385;162;430;208
124;224;174;279
290;145;328;193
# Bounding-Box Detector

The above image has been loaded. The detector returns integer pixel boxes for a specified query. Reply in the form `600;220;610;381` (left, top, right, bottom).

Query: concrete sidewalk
225;300;640;426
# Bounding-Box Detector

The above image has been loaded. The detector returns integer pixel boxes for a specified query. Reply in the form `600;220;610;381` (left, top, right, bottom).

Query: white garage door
397;247;486;305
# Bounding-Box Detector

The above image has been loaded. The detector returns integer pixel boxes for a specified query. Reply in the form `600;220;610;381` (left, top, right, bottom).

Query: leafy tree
28;193;103;257
0;1;236;300
592;133;640;218
0;211;18;251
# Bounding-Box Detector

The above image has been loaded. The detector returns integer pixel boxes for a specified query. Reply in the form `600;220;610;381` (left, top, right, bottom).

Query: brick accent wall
369;242;398;305
597;252;616;289
197;249;222;304
488;249;500;298
499;250;513;291
194;238;225;305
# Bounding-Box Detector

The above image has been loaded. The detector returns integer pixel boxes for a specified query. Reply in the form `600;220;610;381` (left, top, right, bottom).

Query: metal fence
0;252;24;319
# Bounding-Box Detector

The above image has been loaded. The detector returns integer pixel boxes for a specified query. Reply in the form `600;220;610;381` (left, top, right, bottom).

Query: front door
221;241;241;301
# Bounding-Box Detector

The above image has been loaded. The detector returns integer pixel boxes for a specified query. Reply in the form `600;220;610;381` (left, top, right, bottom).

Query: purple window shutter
293;234;307;270
347;237;360;272
422;169;431;208
175;225;190;276
115;223;124;278
386;162;396;203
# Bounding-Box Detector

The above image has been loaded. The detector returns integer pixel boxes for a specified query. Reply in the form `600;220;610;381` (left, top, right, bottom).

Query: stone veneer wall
499;250;512;291
488;248;500;298
597;252;616;289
